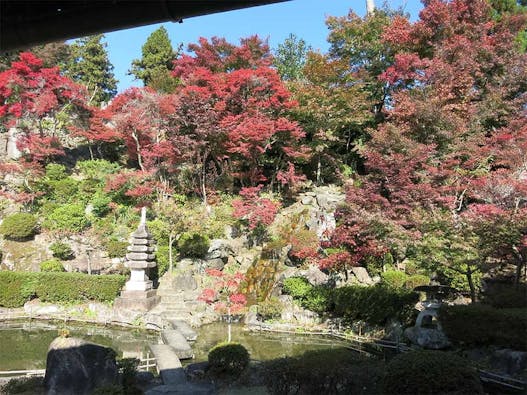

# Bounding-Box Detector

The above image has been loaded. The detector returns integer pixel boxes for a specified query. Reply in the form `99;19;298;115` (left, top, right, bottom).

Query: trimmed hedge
383;350;483;394
0;271;126;307
283;277;419;327
439;304;527;350
264;348;384;395
332;285;419;326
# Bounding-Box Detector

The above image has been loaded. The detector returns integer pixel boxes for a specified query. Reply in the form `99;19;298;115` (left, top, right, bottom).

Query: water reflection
190;322;350;363
0;320;159;371
0;320;350;371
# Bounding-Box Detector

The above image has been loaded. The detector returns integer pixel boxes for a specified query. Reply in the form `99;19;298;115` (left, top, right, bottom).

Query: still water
0;321;349;371
0;320;159;371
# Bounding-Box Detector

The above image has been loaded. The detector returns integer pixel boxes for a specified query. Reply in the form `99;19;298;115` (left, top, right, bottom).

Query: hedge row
439;304;527;350
263;348;385;395
282;277;419;326
0;271;126;307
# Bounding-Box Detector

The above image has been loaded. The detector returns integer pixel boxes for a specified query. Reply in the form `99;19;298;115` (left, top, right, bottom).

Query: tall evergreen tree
129;26;178;92
273;33;311;81
67;34;118;106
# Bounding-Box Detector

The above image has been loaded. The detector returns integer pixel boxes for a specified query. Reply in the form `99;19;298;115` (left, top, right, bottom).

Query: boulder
205;239;233;260
351;267;373;285
44;337;118;395
404;326;451;350
172;272;198;292
205;258;225;270
491;349;527;375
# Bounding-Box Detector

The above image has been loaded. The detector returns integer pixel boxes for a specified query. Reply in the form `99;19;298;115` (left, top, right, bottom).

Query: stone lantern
404;285;456;349
114;207;159;311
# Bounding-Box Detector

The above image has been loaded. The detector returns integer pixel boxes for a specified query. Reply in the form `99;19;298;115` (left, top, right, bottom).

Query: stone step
148;344;186;385
159;305;191;312
161;330;194;359
169;320;197;342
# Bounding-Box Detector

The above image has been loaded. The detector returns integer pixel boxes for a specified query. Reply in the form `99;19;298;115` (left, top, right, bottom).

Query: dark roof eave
1;0;289;52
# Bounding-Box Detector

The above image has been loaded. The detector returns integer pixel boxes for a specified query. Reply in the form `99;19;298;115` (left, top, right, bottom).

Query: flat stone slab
148;344;186;386
161;330;194;359
145;383;215;395
170;320;197;342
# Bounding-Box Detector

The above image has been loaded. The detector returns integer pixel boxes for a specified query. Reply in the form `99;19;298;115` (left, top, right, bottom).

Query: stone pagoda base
113;289;160;312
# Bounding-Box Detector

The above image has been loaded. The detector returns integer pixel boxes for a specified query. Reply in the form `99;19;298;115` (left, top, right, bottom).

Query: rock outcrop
44;337;118;395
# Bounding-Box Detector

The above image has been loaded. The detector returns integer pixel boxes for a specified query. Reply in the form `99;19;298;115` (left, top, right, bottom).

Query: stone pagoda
114;207;159;311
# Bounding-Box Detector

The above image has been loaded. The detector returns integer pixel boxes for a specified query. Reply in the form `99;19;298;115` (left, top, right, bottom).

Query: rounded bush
40;259;65;272
282;277;313;299
0;213;38;240
177;232;209;258
383;350;483;395
258;297;283;320
105;239;128;259
381;270;407;288
50;241;74;260
43;204;89;233
208;342;249;376
404;274;430;290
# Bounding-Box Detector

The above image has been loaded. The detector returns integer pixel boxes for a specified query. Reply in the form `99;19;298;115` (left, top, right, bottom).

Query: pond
189;322;351;363
0;320;160;371
0;320;351;371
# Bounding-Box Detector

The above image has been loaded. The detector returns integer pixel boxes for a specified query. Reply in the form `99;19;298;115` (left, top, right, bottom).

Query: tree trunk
466;267;476;303
169;233;174;273
131;131;144;171
316;156;321;185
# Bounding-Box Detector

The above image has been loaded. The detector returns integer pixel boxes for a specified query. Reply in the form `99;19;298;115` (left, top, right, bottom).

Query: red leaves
199;270;247;314
232;185;281;230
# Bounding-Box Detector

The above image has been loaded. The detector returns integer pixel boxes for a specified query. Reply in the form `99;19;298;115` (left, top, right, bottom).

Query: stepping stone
161;330;194;359
148;344;186;386
170;320;198;341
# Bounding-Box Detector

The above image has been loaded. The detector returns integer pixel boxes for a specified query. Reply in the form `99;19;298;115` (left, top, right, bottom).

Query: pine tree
67;34;118;106
129;26;178;92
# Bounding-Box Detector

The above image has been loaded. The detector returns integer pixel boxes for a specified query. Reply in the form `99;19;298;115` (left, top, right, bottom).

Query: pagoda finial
140;206;147;226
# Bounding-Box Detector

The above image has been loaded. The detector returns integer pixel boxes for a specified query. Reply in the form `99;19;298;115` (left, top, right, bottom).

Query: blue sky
103;0;423;92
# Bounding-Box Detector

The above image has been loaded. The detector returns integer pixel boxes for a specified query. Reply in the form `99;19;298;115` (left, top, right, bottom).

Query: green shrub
177;232;209;258
483;283;527;308
105;239;128;259
208;342;249;376
258;297;283;320
383;350;483;395
0;271;126;307
76;159;121;179
0;213;38;240
439;304;527;350
39;259;65;272
0;271;37;307
155;245;175;277
45;163;67;180
381;270;407;288
264;348;384;395
1;376;43;394
404;274;430;289
332;285;419;326
302;286;333;314
43;204;89;233
49;241;74;260
50;178;79;203
282;277;313;299
89;193;112;217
